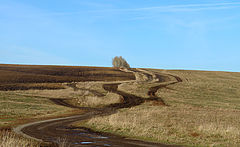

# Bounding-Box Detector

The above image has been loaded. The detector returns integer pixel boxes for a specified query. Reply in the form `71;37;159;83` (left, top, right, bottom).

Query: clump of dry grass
76;82;108;95
56;137;70;147
0;130;71;147
133;71;149;81
73;92;121;107
0;130;40;147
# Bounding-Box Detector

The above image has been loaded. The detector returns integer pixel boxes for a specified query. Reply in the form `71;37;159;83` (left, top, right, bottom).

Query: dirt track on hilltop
14;69;182;147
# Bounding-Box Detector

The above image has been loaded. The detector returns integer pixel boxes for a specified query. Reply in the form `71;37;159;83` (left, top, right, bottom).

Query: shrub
112;56;130;69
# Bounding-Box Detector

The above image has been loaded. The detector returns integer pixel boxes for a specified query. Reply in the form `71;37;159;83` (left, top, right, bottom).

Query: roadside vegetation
0;130;41;147
0;130;70;147
78;69;240;146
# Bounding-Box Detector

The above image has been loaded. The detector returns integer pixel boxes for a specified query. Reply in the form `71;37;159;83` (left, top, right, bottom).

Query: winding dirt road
14;69;182;147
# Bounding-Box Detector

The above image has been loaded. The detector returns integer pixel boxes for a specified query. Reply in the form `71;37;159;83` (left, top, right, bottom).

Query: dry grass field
80;69;240;146
1;64;240;146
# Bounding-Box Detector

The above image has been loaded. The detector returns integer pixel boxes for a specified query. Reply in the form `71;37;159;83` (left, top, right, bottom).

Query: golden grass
0;130;41;147
56;138;71;147
76;82;108;95
72;92;121;107
0;130;70;147
78;69;240;146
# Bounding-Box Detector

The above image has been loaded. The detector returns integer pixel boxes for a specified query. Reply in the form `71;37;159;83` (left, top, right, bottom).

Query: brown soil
0;83;65;91
0;64;135;90
16;70;182;147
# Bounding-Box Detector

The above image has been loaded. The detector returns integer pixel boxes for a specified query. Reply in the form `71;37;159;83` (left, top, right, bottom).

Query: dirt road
14;69;182;147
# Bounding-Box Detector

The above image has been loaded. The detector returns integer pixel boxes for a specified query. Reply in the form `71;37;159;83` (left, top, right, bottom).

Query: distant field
0;64;135;90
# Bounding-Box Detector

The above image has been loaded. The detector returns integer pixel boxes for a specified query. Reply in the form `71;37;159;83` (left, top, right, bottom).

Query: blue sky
0;0;240;71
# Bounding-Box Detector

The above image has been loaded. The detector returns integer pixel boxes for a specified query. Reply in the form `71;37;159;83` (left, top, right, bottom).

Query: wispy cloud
90;2;240;13
6;2;239;18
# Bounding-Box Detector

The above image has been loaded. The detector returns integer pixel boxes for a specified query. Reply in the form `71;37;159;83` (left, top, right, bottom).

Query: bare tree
112;56;130;69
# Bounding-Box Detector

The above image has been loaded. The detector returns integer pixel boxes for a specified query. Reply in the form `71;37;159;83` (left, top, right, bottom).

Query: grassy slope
81;69;240;147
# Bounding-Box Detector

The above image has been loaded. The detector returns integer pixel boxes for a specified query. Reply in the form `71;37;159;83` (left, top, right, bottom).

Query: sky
0;0;240;72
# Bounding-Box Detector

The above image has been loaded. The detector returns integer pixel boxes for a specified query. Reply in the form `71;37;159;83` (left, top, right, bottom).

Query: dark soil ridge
14;70;182;147
0;64;135;84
